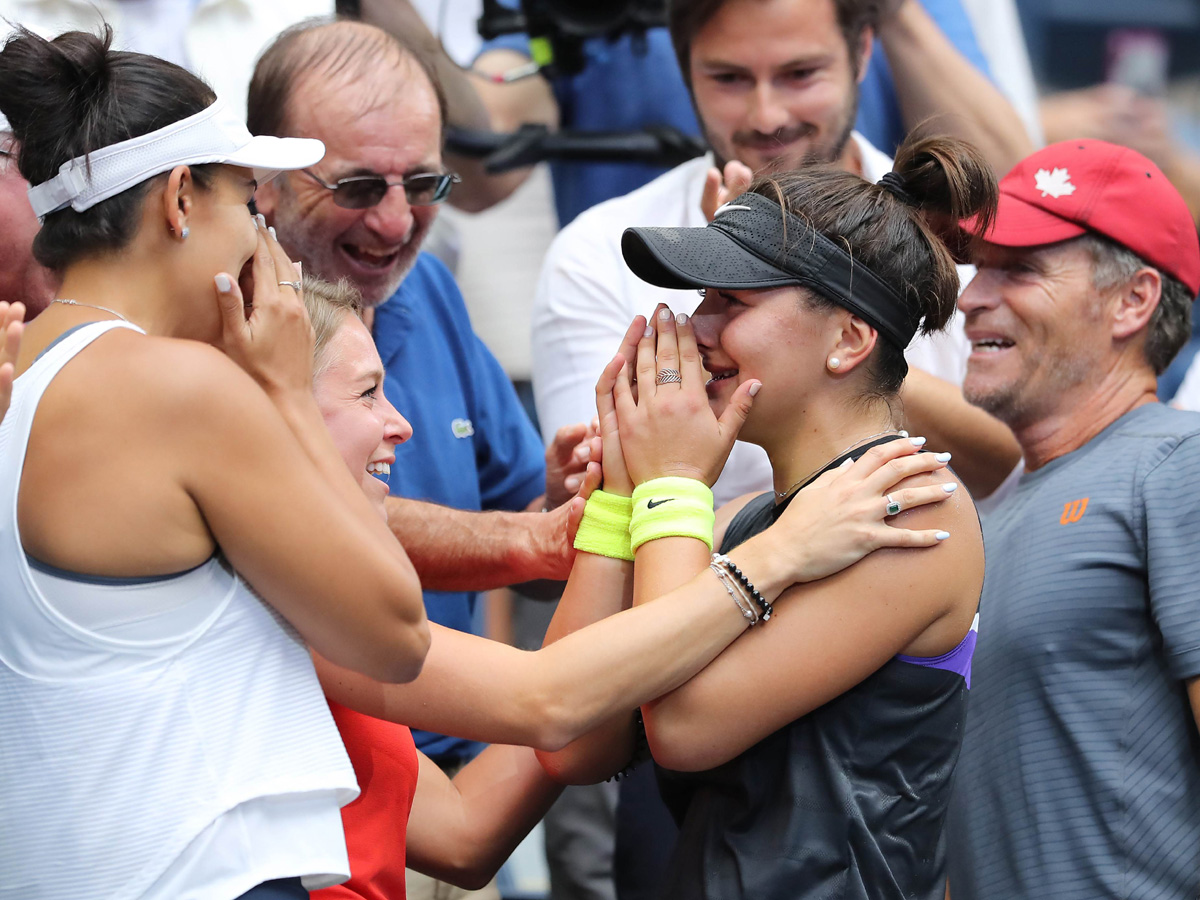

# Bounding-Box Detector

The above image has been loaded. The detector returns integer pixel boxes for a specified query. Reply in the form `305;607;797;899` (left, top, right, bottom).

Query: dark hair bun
892;133;998;246
0;25;216;271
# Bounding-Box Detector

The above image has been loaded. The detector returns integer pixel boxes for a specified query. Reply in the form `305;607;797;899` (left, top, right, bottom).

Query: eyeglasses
301;169;460;209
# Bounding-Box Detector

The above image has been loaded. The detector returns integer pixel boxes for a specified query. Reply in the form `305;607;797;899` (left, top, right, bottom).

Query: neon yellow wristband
573;490;635;561
629;476;715;553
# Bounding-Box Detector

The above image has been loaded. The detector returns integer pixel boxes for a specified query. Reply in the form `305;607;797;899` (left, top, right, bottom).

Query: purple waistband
895;613;979;688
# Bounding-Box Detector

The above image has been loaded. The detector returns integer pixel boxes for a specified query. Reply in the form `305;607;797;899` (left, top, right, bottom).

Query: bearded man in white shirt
532;0;1021;508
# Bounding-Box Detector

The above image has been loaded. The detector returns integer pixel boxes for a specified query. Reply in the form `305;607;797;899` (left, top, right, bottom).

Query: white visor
27;98;324;219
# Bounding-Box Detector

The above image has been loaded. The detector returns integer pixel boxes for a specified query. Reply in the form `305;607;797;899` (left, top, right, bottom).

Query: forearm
900;367;1020;497
538;542;791;780
406;745;563;889
878;1;1033;174
386;495;568;589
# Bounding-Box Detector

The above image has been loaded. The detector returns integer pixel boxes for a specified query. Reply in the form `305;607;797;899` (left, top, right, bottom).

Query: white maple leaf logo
1034;167;1075;199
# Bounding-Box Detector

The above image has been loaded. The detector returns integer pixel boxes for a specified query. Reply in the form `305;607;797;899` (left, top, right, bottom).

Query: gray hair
1075;233;1194;375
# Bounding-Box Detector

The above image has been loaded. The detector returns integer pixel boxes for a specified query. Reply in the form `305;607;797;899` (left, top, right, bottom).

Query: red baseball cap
967;139;1200;296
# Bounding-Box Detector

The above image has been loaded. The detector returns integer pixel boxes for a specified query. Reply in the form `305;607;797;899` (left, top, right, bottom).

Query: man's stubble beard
269;183;426;309
704;78;860;175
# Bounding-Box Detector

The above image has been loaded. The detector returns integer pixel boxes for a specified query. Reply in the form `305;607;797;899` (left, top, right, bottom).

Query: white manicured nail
214;274;232;292
942;483;957;493
748;381;761;397
910;436;927;447
676;312;688;325
935;531;951;540
659;307;672;321
643;326;653;338
935;451;952;462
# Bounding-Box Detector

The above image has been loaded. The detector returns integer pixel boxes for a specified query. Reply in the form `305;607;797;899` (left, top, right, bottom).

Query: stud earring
180;227;189;241
827;357;841;371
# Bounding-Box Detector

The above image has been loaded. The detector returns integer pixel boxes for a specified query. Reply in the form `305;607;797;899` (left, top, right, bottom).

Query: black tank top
655;441;973;900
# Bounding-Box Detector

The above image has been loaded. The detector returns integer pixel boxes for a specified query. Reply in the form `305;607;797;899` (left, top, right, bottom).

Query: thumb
701;167;723;222
717;379;761;438
726;160;753;199
214;272;248;339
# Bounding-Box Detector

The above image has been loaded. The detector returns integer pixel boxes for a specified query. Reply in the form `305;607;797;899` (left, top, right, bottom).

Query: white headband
27;98;324;218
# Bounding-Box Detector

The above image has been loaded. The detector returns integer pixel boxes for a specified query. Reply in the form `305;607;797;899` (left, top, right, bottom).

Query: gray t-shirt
947;402;1200;900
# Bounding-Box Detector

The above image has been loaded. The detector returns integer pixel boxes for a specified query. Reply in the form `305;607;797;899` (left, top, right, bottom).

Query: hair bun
891;133;998;240
0;26;119;185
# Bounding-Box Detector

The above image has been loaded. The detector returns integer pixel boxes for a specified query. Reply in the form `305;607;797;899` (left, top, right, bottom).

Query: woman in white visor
0;26;428;900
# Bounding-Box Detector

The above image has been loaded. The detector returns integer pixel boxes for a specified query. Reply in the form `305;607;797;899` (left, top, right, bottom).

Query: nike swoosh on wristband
646;498;674;509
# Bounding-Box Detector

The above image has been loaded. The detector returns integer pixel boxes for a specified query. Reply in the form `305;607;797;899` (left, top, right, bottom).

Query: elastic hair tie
877;171;915;205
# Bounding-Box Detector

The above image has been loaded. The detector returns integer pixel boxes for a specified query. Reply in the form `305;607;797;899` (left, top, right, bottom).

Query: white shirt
530;133;974;506
0;323;357;900
0;0;332;119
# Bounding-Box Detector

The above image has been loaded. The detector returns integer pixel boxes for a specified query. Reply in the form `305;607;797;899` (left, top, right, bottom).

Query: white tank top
0;322;360;900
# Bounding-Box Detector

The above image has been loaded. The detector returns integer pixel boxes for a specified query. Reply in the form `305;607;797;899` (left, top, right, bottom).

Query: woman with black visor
540;133;993;900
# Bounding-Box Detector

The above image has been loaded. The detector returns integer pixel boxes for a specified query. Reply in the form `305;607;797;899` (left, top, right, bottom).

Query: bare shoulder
858;464;983;654
57;331;269;427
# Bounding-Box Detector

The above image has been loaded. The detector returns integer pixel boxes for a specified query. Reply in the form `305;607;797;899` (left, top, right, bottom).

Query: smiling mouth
706;369;739;386
367;461;391;485
971;338;1015;353
343;244;401;270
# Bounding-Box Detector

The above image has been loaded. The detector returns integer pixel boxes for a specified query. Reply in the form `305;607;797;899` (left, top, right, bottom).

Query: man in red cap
946;139;1200;900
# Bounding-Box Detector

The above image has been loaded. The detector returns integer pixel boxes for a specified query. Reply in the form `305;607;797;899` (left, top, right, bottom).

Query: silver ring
886;494;902;516
278;280;302;290
655;368;682;385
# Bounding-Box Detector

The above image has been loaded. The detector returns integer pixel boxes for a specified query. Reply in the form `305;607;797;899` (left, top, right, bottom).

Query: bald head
248;19;446;141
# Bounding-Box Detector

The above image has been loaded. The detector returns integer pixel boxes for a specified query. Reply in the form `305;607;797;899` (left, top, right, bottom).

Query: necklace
775;429;905;499
51;298;132;323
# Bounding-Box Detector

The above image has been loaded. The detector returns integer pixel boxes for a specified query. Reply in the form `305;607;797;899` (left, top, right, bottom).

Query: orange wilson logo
1060;498;1089;524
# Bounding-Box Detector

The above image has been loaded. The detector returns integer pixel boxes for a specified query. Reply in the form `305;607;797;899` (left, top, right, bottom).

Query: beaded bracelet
709;562;760;626
712;553;773;622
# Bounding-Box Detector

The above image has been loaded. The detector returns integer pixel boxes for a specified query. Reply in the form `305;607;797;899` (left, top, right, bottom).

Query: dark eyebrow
698;54;829;72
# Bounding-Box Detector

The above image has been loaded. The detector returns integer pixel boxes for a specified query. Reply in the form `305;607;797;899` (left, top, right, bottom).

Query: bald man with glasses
249;27;591;899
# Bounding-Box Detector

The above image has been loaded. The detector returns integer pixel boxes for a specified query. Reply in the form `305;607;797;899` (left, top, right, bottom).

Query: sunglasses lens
404;174;451;206
333;178;389;210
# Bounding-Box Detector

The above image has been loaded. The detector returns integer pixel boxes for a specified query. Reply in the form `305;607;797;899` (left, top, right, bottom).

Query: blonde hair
302;275;363;376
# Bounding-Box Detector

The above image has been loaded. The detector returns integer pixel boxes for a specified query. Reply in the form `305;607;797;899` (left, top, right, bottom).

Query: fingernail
935;451;952;462
676;312;688;325
565;476;581;491
910;437;927;447
942;482;957;493
748;381;761;397
256;213;267;229
268;226;277;240
214;273;232;292
644;326;653;338
898;429;909;437
935;531;951;541
839;457;854;468
659;308;672;321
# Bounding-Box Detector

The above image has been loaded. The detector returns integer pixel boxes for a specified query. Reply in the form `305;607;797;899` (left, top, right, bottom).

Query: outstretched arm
406;744;562;889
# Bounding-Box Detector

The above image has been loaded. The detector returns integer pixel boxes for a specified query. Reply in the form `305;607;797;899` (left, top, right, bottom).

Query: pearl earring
827;357;841;371
180;227;189;241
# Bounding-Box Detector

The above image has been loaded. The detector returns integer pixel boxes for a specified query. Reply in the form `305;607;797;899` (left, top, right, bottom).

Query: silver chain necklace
775;429;906;499
51;298;132;323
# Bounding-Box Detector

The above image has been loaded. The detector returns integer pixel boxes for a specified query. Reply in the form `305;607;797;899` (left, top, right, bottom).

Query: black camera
478;0;668;76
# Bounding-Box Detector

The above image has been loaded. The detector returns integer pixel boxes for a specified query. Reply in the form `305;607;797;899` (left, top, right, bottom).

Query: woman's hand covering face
608;304;760;488
213;216;314;398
